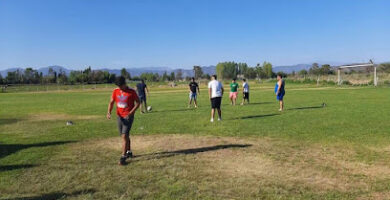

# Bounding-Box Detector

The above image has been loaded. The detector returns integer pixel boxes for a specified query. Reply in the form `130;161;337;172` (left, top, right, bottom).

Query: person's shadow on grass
0;164;36;172
0;118;21;125
288;105;324;110
133;144;252;161
0;141;73;160
2;189;96;200
236;113;280;120
0;141;73;171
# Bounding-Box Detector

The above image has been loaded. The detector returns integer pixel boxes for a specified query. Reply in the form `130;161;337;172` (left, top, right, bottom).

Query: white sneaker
210;118;214;122
278;109;282;112
218;118;222;121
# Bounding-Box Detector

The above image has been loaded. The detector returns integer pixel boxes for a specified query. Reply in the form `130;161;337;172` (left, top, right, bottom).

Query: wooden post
374;66;377;86
337;69;341;85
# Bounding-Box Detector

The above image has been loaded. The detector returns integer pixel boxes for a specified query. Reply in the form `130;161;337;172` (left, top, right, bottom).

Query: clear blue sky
0;0;389;70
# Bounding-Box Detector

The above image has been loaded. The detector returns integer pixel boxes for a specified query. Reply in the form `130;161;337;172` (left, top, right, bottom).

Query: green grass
1;84;390;199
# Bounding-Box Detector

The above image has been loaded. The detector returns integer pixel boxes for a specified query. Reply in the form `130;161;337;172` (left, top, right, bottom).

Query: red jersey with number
111;87;139;117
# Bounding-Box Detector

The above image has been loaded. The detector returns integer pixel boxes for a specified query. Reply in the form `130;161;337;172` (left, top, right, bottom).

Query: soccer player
107;76;140;165
208;75;224;122
188;77;200;108
229;78;239;105
136;79;149;114
241;79;250;105
275;74;285;111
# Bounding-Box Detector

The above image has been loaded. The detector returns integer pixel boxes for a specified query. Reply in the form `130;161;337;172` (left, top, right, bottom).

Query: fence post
337;69;341;85
374;66;377;86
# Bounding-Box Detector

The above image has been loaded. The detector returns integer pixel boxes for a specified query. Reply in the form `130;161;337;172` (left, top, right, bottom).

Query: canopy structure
337;60;377;86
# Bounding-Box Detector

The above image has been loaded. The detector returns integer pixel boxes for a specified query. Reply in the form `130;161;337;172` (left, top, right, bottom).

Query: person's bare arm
197;85;200;94
145;86;149;97
208;88;212;99
107;97;115;119
221;87;224;96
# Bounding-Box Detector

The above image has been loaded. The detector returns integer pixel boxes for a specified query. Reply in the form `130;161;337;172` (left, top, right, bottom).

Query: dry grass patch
68;135;390;198
5;134;390;199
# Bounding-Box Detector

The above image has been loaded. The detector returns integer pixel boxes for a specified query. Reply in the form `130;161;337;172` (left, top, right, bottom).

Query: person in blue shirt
275;74;285;111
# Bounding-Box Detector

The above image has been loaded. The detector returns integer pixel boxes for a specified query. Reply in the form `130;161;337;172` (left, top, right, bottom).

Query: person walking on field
229;78;239;106
275;74;285;111
107;76;140;165
241;79;250;105
188;77;200;108
208;75;224;122
136;79;149;114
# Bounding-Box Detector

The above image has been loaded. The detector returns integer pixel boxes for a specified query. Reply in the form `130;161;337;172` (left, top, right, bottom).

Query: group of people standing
107;74;285;165
188;75;284;122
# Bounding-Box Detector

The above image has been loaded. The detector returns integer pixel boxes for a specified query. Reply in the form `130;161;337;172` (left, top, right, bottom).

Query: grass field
1;83;390;199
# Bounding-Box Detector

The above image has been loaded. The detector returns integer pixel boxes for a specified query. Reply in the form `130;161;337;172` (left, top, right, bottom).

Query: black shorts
117;115;134;135
243;92;249;100
210;97;222;109
139;95;146;103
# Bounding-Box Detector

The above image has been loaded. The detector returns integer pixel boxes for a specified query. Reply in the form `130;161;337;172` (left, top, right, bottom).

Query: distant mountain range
0;63;348;77
273;64;314;73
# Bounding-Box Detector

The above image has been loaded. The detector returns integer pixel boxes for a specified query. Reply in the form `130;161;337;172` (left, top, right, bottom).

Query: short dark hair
277;73;283;78
191;77;195;81
243;78;246;82
115;76;126;86
233;78;236;81
212;75;217;79
141;79;145;84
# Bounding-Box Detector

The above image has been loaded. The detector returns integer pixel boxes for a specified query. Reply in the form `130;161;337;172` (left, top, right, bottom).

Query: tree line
1;62;389;85
0;66;209;85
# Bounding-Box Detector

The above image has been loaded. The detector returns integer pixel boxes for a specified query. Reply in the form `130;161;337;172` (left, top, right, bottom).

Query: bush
342;80;352;85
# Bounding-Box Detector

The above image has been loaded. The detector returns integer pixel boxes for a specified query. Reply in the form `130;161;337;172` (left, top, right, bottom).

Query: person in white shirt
241;79;250;105
208;75;224;122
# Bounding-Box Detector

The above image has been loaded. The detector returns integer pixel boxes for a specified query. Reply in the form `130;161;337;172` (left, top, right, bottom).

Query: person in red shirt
107;76;140;165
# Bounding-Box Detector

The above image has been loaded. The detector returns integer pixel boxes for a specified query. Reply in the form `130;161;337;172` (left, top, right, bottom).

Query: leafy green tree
162;71;169;81
320;64;333;75
216;63;224;79
169;72;175;81
202;74;211;80
309;63;320;75
140;72;160;82
245;67;257;79
238;63;248;76
276;71;287;78
175;69;183;81
120;68;131;80
262;61;274;78
109;73;116;83
103;71;110;83
69;71;83;84
298;69;308;77
193;66;203;79
216;61;238;79
23;68;40;84
0;74;3;84
6;70;22;84
379;63;390;73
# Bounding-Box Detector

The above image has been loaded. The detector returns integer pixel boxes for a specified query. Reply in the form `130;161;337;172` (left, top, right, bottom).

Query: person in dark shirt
136;79;149;113
188;77;200;108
